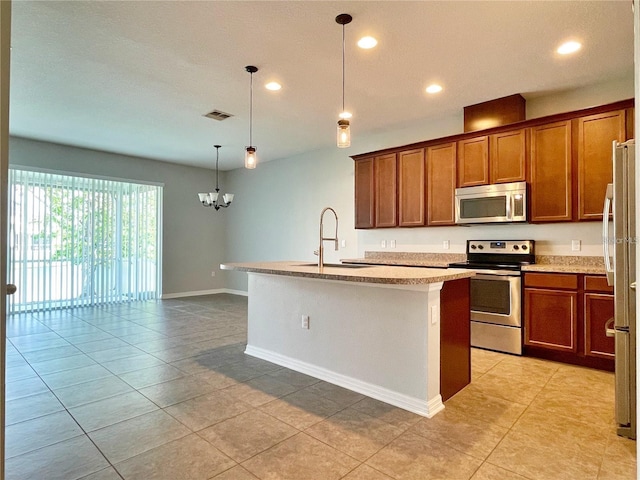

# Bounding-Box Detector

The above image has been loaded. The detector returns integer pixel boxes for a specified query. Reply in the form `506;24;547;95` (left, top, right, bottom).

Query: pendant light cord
215;146;220;191
249;71;254;147
341;23;345;113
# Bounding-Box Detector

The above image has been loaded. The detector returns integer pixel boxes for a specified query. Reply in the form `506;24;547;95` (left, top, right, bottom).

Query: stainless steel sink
295;263;370;269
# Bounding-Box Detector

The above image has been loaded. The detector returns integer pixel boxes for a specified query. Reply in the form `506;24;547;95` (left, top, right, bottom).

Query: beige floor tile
211;465;259;479
529;384;615;428
470;371;544;405
215;360;280;383
482;358;559;384
510;407;611;456
445;384;527;429
259;388;345;429
199;409;298;462
78;467;123;480
192;370;244;389
20;343;82;363
598;456;637;480
29;353;97;375
5;363;38;381
41;363;114;390
487;429;602;480
471;348;505;374
350;396;422;430
342;464;395;480
305;407;404;461
5;390;64;425
470;462;530;480
5;434;109;480
54;375;134;408
241;432;359;480
118;363;186;389
5;376;50;401
265;368;322;388
604;432;637;465
302;381;366;408
5;410;84;458
88;410;191;464
222;375;299;407
100;353;165;374
114;433;235;479
410;406;509;460
69;390;159;432
164;389;252;431
366;431;483;480
138;375;218;407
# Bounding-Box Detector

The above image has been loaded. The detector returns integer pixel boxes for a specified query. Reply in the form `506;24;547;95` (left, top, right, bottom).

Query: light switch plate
443;240;450;250
381;240;386;248
571;240;581;251
390;240;396;248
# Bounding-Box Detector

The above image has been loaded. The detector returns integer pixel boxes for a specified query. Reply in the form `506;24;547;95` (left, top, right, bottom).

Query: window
7;168;163;312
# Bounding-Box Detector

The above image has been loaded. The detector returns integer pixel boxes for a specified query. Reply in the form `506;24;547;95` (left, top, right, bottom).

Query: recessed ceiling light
425;84;443;94
265;82;282;91
357;36;378;49
557;41;582;55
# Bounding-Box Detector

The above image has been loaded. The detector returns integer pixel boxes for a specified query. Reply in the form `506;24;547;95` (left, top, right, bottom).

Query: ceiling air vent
204;109;233;121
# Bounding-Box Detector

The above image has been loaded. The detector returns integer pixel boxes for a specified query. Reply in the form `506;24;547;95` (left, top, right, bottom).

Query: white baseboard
245;345;444;418
161;288;248;299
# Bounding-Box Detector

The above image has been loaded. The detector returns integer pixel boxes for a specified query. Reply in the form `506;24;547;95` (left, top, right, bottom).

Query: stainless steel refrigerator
603;139;637;440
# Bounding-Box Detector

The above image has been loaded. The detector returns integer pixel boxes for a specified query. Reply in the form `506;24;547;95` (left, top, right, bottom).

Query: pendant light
245;65;258;169
336;13;352;148
198;145;234;210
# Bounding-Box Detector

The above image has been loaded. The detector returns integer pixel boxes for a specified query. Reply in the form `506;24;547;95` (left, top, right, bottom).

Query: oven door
470;272;521;327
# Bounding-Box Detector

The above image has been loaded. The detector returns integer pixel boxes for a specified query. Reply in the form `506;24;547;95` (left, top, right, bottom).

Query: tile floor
3;294;637;480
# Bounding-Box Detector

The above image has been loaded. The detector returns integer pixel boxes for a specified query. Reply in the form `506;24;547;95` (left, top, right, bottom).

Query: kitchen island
220;261;473;417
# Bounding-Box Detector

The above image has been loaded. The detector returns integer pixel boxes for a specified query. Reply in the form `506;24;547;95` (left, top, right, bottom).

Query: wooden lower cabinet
523;272;614;370
525;288;577;352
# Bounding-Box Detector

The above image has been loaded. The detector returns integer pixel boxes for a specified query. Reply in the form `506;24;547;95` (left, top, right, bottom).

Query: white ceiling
9;1;635;171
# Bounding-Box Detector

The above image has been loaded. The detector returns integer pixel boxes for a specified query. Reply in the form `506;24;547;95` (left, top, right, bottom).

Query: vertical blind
7;168;163;313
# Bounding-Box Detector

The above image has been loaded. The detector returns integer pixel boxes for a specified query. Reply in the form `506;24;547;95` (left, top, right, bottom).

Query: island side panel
245;273;444;416
440;277;471;401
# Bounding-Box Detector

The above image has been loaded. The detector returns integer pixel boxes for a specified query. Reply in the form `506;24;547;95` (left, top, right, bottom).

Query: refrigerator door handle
605;317;615;337
603;183;614;286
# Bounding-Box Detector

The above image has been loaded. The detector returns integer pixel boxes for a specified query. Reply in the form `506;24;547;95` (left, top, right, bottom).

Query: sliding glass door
7;168;162;312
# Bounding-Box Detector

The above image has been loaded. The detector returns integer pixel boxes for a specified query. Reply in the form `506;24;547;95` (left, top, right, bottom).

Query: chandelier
198;145;234;210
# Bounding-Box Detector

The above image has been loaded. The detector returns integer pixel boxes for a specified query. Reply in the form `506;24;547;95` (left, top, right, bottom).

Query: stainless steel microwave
455;181;527;224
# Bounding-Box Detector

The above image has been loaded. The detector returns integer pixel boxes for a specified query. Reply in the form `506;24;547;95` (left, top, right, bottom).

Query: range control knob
513;245;520;250
470;244;477;250
477;245;484;250
521;244;528;250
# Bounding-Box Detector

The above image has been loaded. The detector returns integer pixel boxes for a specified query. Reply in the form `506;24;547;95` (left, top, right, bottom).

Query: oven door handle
473;271;521;278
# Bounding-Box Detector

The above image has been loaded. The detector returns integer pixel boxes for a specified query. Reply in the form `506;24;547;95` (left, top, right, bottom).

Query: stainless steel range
449;240;535;355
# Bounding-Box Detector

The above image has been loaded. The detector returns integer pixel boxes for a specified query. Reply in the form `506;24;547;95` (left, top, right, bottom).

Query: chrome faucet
314;207;339;268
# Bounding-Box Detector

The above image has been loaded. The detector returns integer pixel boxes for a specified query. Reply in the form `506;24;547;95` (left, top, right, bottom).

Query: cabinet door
398;148;425;227
374;154;397;227
427;142;457;225
490;129;526;184
584;293;615;359
524;288;578;352
457;136;489;187
577;110;625;220
529;121;572;222
354;158;374;229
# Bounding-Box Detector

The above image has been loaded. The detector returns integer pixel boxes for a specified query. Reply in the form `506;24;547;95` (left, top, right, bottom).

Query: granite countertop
220;261;474;285
521;255;606;275
341;252;466;268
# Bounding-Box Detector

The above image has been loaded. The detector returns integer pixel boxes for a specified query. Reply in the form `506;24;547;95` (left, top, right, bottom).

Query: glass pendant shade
198;193;208;204
245;146;257;169
210;192;219;202
222;193;234;204
337;119;351;148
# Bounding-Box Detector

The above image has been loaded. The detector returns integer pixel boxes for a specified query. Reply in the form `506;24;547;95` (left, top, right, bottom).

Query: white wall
224;76;634;292
9;137;226;297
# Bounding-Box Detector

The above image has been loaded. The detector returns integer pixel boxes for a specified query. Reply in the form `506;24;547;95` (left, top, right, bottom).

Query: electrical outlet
390;240;396;248
341;239;346;248
443;240;450;250
571;240;581;251
301;315;310;329
381;240;387;248
211;271;216;277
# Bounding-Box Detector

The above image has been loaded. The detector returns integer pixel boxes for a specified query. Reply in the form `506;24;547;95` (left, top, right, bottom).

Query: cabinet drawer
584;275;613;293
524;273;578;290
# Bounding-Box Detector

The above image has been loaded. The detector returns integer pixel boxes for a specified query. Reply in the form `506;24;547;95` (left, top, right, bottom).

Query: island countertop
220;261;474;285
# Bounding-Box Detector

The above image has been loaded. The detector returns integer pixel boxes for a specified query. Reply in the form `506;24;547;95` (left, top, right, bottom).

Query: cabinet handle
6;284;16;295
631;282;636;291
605;317;615;337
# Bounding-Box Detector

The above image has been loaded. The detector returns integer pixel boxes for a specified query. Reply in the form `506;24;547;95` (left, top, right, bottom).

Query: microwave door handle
506;194;512;220
603;183;613;285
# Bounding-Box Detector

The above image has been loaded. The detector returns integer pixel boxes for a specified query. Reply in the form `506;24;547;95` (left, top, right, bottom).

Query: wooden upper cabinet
427;142;457;226
530;121;573;222
457;136;489;187
374;153;398;228
354;158;374;229
577;110;626;220
489;129;527;184
398;148;426;227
